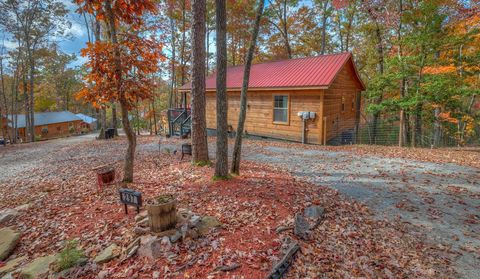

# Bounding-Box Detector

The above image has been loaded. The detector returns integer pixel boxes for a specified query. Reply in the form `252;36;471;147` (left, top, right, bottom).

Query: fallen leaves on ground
0;136;459;278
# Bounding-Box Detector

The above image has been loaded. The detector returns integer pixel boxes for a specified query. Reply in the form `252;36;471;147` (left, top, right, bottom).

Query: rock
275;226;292;234
294;206;325;240
14;204;30;212
133;226;149;236
160;236;171;248
186;228;199;240
0;227;21;261
169;230;182;243
177;209;193;222
0;210;18;224
197;216;222;236
0;256;26;277
152;271;160;279
97;270;109;279
189;215;201;228
94;244;120;264
294;213;310;240
123;237;141;260
134;211;148;223
136;218;149;228
19;254;58;279
303;205;325;229
137;236;163;260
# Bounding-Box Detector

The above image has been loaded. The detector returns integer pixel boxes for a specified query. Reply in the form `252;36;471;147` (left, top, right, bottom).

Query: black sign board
119;188;142;214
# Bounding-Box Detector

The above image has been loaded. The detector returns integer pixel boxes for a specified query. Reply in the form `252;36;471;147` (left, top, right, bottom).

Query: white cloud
68;22;86;38
2;40;18;50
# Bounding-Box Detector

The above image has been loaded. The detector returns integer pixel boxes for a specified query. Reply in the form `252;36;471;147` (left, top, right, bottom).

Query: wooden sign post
119;188;142;214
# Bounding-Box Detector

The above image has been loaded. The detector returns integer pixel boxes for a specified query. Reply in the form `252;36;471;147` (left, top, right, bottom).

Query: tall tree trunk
433;106;441;147
93;18;107;140
282;1;292;58
112;103;118;136
105;0;136;182
397;0;407;147
22;60;30;142
100;108;107;138
370;22;383;144
215;0;228;177
191;0;209;163
151;98;158;135
413;52;426;147
28;49;35;142
320;0;329;55
168;16;176;109
231;0;264;175
0;49;7;141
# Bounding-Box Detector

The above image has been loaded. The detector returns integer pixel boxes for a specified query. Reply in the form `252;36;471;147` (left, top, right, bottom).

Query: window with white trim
273;95;289;123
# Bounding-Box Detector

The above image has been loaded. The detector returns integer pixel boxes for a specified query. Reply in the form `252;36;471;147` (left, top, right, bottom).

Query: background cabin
76;113;98;132
6;111;83;141
177;52;365;144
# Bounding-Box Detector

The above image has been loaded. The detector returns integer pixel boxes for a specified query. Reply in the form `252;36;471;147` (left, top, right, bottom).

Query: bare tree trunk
215;0;228;177
191;0;209;163
231;0;264;175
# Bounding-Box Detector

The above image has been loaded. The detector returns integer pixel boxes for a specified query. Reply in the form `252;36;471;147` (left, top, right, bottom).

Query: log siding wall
323;62;362;141
13;120;83;141
206;89;324;144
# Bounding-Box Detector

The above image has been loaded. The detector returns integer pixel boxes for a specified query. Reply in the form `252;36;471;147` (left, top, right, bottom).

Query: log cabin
176;52;365;144
5;111;83;142
76;113;98;132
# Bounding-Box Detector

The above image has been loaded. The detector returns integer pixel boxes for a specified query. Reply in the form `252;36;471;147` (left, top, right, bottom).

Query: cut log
265;242;300;279
147;195;177;233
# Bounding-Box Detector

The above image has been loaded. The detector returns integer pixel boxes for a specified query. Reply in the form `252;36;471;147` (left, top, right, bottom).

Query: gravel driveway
240;144;480;279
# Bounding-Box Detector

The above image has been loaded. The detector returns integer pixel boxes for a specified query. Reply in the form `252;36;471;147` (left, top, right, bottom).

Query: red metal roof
180;52;365;91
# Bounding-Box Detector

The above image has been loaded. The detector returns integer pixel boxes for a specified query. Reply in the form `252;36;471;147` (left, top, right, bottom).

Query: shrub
55;240;84;271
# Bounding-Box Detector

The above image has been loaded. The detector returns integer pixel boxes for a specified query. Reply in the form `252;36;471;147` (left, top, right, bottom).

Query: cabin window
273;95;289;124
41;126;48;134
341;96;346;112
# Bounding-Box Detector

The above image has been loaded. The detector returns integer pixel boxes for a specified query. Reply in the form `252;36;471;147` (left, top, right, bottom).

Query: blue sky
1;1;90;68
59;0;90;67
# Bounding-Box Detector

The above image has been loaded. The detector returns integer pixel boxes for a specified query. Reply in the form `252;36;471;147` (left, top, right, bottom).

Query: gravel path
240;145;480;279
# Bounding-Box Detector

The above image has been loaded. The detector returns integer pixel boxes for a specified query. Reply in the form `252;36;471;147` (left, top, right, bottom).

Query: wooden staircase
168;109;191;137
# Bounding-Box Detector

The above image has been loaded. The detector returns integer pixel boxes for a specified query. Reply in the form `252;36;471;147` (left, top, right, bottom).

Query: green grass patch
212;174;232;181
193;160;212;167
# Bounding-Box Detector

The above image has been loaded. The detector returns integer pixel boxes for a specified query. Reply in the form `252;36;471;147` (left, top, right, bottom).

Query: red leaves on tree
75;0;163;109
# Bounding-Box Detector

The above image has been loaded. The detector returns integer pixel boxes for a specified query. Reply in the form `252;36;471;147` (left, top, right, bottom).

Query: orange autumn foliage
75;0;156;29
75;0;163;109
77;35;163;109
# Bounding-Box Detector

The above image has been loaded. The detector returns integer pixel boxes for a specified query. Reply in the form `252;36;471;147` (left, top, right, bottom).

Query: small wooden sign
119;188;142;214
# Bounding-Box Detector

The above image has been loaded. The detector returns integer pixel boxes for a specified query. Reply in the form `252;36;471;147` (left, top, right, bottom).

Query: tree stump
146;195;177;233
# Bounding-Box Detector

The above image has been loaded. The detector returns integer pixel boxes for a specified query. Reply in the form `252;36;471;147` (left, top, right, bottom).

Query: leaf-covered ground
0;135;477;278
